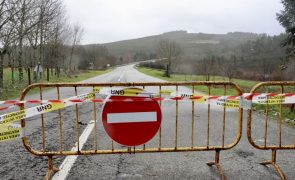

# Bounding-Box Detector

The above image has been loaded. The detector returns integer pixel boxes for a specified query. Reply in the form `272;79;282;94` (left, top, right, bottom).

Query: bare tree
0;0;19;88
222;55;237;81
0;0;83;90
282;58;295;80
198;56;216;81
14;0;39;81
68;23;83;73
157;39;181;77
255;58;273;81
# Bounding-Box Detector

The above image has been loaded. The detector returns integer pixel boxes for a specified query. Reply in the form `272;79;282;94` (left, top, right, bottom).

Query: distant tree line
78;44;117;70
140;33;294;81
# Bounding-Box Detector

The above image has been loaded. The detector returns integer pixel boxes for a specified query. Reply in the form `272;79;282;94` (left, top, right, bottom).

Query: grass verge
136;66;257;95
137;66;295;126
1;68;112;100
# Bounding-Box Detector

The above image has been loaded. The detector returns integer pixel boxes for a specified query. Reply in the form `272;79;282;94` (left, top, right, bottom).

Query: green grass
1;68;112;100
137;66;295;126
253;104;295;126
136;66;257;95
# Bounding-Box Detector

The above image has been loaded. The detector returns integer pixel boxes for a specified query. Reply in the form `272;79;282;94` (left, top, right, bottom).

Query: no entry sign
101;93;162;146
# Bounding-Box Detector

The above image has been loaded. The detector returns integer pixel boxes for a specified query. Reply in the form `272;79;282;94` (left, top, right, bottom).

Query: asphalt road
0;64;294;180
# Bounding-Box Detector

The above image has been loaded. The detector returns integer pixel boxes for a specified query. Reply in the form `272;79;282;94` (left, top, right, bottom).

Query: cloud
64;0;285;44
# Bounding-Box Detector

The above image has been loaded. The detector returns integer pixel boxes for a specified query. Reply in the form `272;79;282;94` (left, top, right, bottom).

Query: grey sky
64;0;285;44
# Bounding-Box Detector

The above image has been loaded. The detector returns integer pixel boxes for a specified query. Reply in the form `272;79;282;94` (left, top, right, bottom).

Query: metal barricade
247;81;295;180
20;82;243;180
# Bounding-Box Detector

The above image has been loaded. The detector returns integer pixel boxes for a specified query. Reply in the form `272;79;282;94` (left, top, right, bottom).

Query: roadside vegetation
0;68;111;100
137;66;295;126
137;66;257;95
0;0;121;100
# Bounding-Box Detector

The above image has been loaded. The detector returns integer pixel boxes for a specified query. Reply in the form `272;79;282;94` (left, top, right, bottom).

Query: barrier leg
44;155;59;180
260;149;287;180
207;150;227;180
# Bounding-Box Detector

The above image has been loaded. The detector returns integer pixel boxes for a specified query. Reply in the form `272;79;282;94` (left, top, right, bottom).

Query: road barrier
247;81;295;180
18;82;243;180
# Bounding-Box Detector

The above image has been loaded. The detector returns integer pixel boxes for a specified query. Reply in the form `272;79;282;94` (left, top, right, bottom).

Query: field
137;66;258;94
1;68;111;100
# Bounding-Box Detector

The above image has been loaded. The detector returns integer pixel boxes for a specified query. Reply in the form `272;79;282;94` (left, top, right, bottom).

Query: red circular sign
101;95;162;146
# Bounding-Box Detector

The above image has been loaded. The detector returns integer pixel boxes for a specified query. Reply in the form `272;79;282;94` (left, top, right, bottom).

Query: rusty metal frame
247;81;295;180
20;81;243;180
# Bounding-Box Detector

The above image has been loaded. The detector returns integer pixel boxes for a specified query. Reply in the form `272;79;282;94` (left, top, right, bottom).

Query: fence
19;82;243;180
247;81;295;180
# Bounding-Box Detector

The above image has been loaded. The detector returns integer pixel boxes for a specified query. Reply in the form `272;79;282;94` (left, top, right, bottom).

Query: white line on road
107;112;157;123
52;120;95;180
117;70;125;82
52;69;128;179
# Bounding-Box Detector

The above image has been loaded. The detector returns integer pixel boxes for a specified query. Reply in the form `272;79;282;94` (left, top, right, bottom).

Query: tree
221;55;236;81
0;0;19;88
198;56;216;81
157;39;181;77
68;23;83;73
277;0;295;56
15;0;39;81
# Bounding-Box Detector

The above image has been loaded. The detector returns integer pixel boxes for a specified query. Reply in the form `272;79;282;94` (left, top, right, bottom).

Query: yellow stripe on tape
0;110;26;125
0;91;100;128
0;127;22;142
109;88;145;96
253;95;286;104
192;97;207;103
160;90;173;95
0;123;18;132
46;103;64;113
223;100;240;108
124;89;144;96
93;87;101;93
216;99;240;108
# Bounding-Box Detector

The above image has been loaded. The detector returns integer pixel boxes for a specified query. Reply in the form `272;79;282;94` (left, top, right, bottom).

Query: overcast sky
64;0;285;44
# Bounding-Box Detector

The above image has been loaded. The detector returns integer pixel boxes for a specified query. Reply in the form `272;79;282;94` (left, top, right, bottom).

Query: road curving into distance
0;64;294;180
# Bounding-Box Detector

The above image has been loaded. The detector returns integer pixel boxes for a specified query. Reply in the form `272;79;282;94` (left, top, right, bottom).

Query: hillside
100;30;261;58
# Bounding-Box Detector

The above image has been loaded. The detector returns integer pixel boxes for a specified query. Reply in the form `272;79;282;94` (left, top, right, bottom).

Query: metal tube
175;85;179;149
222;85;226;148
207;85;211;148
191;86;195;148
272;149;276;163
74;87;80;152
57;87;63;152
93;86;98;151
215;150;220;164
143;85;146;151
111;141;114;152
158;85;162;150
264;86;269;148
40;86;46;152
279;85;284;147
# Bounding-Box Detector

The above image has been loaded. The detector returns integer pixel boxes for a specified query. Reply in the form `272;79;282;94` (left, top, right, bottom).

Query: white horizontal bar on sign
107;112;157;124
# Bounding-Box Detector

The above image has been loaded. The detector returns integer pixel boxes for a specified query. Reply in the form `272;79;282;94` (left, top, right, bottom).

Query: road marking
118;70;125;82
52;120;95;180
52;69;131;179
107;112;157;123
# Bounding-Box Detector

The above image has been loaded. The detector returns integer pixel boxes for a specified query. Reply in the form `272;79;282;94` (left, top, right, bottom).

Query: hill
99;30;261;58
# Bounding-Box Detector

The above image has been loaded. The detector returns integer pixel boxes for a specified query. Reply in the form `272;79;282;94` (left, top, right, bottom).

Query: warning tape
0;85;293;144
0;90;100;143
0;123;22;142
0;87;294;143
1;88;295;111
